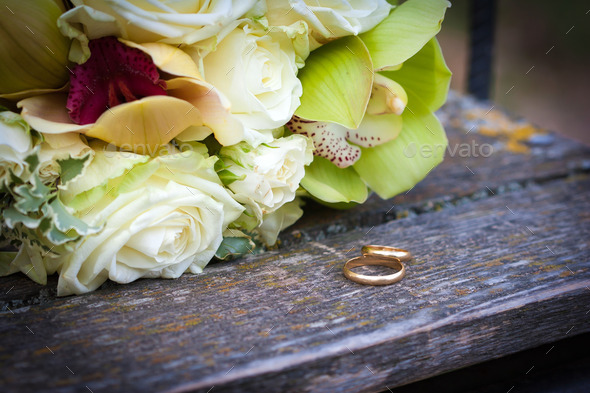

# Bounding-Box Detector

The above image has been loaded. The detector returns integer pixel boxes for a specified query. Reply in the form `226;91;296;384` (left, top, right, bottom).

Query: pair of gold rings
343;245;411;286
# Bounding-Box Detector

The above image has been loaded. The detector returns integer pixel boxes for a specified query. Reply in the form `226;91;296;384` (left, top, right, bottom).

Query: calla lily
0;0;71;100
18;37;243;154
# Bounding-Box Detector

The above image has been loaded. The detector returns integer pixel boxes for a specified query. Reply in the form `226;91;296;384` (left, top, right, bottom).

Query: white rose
61;0;257;46
0;111;34;185
54;145;243;296
257;198;304;245
266;0;392;49
221;135;313;220
37;133;93;184
202;22;304;146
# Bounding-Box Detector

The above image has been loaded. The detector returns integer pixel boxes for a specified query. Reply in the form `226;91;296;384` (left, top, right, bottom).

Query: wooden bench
1;91;589;393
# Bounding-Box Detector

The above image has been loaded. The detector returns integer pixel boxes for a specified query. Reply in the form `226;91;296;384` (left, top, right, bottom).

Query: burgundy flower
67;36;167;125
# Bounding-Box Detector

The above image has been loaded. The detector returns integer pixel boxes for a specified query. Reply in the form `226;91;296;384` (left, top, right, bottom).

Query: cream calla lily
18;41;244;153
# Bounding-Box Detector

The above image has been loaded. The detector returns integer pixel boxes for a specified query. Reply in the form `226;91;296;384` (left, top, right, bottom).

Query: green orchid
293;0;451;202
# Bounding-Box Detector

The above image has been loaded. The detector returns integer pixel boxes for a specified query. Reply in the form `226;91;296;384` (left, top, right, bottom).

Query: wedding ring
343;255;405;286
362;245;412;262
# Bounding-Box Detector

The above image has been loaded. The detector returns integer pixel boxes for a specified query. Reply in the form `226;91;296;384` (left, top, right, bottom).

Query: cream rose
60;0;257;47
0;111;34;185
53;144;243;296
266;0;392;49
220;134;313;221
201;23;304;146
257;198;304;245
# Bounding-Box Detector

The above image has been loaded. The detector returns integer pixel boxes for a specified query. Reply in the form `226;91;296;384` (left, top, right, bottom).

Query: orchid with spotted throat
17;37;244;154
287;74;408;168
284;0;452;204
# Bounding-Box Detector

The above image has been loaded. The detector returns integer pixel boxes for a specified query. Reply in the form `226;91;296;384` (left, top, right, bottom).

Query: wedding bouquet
0;0;451;296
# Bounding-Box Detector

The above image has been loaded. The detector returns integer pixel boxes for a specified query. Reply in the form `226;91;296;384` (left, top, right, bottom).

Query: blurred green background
437;0;590;143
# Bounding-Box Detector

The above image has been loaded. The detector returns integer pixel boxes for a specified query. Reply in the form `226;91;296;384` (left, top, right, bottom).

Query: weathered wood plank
1;175;588;393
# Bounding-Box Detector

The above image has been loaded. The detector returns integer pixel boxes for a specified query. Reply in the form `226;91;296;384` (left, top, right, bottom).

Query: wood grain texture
1;174;588;393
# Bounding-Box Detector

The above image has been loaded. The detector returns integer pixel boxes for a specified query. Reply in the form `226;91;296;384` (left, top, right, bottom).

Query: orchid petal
175;126;213;143
287;116;360;168
0;0;70;97
166;78;244;146
301;157;368;204
366;74;408;116
360;0;450;70
382;38;451;113
120;40;203;80
295;36;373;129
86;95;202;154
346;112;403;148
18;93;91;134
353;91;447;198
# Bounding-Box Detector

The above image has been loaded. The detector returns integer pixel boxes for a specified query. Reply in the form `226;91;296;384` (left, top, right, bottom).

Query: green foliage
215;236;256;260
1;151;100;261
58;155;91;184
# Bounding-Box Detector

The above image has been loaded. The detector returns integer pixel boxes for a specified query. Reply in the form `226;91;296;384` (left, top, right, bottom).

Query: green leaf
24;153;39;172
12;184;47;213
295;36;373;129
48;198;101;236
217;169;246;186
360;0;450;70
215;237;255;260
301;156;368;203
44;224;80;245
382;38;451;112
3;206;42;229
353;92;447;198
58;154;91;184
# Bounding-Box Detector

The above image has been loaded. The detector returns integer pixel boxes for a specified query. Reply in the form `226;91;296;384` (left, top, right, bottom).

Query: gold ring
343;255;405;286
362;245;412;262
